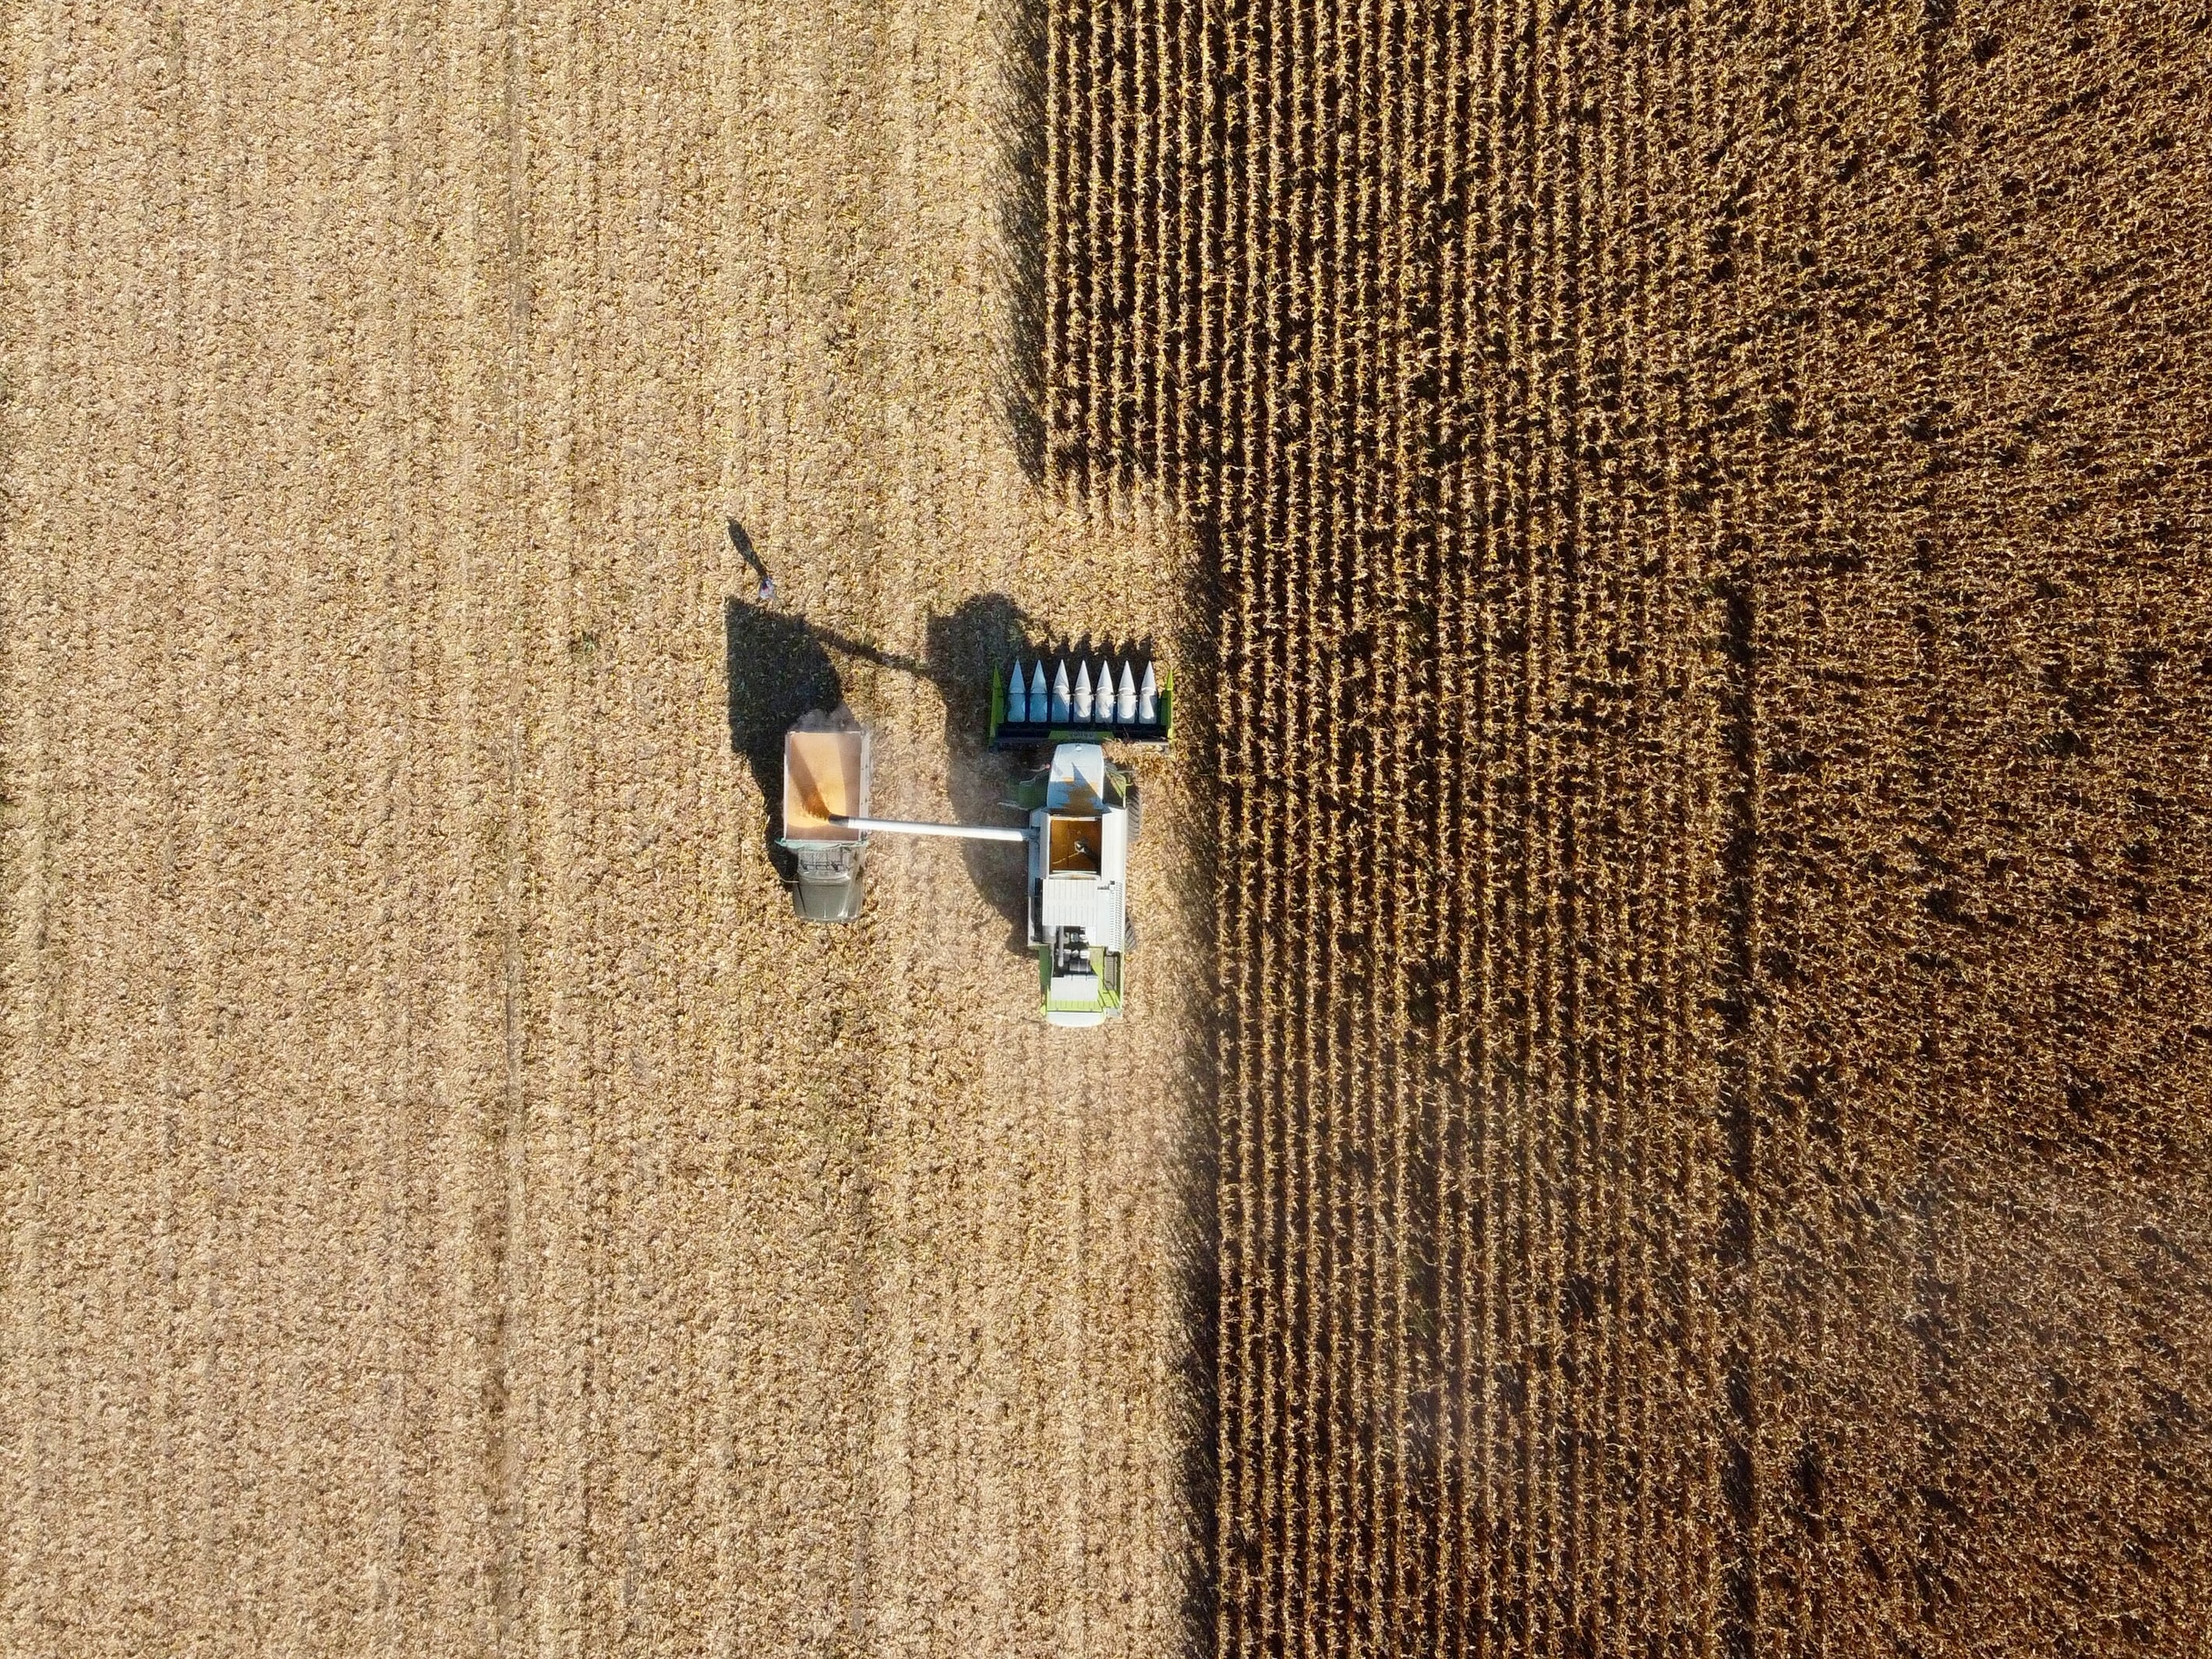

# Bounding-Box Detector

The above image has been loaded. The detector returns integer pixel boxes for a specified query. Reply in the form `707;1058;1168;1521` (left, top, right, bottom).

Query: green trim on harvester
1037;946;1123;1013
988;663;1172;746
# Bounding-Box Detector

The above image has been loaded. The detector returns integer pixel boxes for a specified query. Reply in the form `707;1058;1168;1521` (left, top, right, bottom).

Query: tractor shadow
925;592;1034;956
725;595;844;879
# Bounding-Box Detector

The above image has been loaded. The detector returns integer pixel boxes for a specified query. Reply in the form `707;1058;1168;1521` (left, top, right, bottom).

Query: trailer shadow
726;595;845;879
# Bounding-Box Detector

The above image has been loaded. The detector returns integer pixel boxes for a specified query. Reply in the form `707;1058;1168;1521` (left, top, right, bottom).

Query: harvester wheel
1125;783;1143;845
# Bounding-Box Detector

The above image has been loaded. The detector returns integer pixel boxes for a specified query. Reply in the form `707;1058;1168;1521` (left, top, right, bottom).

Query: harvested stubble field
2;2;1207;1656
1040;0;2212;1653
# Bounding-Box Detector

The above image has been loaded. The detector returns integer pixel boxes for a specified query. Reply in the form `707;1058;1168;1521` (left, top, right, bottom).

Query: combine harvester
779;649;1171;1027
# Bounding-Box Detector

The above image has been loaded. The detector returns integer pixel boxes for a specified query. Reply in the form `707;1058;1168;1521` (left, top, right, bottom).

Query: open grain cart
779;650;1168;1027
779;716;877;922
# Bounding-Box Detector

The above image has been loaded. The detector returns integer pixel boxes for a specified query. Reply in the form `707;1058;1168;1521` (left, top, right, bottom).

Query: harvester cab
775;648;1168;1027
1025;741;1132;1026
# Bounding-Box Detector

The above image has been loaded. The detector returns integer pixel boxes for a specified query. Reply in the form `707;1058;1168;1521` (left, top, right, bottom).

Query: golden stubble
0;2;1205;1656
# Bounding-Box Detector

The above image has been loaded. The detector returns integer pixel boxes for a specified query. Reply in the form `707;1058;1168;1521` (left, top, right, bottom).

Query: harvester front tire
1125;783;1142;845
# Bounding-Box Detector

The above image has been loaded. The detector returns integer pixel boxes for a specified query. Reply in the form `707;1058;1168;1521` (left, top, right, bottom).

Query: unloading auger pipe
830;815;1030;844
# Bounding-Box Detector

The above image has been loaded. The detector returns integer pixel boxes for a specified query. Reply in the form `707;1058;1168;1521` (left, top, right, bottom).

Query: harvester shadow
925;592;1034;956
725;596;844;880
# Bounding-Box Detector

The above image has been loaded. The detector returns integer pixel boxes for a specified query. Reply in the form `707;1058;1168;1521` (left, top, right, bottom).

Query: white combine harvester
779;649;1171;1027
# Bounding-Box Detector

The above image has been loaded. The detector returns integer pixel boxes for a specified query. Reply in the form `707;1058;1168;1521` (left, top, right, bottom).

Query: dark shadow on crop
725;596;843;879
1165;526;1224;1659
728;516;776;601
991;0;1048;484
